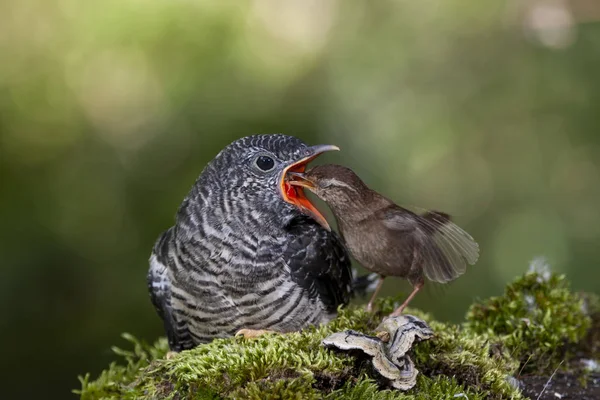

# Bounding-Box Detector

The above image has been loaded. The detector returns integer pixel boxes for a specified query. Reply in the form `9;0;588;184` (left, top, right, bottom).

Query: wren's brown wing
380;206;479;284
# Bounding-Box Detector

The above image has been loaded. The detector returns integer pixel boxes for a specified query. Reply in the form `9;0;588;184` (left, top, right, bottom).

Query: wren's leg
365;275;386;312
235;329;279;339
389;280;424;317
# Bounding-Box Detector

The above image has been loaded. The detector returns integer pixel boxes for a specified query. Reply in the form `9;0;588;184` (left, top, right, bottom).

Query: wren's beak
281;144;339;231
287;172;316;190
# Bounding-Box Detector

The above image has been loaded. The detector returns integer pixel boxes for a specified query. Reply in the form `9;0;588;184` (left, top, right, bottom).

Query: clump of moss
325;375;484;400
228;374;320;400
77;333;169;399
76;306;520;399
466;261;591;374
412;321;519;399
133;307;383;398
77;265;593;400
76;308;379;400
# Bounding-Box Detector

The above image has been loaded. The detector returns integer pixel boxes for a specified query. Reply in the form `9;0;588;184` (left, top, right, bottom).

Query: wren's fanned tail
419;211;451;229
416;210;479;284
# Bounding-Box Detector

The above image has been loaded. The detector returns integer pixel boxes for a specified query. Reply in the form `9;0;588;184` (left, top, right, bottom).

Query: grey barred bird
148;134;353;351
290;164;479;316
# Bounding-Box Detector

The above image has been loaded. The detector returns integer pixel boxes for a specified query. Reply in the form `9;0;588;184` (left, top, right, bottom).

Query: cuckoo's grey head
180;134;339;231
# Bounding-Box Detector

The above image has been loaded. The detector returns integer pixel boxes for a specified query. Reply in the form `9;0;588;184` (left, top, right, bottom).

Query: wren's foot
389;281;424;317
389;304;408;317
165;351;178;359
365;276;386;313
235;328;278;339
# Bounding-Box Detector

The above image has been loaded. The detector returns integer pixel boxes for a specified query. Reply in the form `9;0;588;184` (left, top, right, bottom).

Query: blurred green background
1;0;599;398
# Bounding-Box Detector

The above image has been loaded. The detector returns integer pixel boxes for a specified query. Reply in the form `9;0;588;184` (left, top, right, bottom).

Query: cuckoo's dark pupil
256;155;275;171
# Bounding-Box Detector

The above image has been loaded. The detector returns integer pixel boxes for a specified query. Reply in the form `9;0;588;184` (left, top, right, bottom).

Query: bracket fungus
322;315;434;391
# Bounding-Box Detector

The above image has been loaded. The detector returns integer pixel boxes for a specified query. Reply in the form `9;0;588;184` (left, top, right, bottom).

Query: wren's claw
235;329;279;339
389;281;424;317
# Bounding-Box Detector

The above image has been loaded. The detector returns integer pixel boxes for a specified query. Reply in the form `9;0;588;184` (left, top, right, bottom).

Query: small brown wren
289;164;479;316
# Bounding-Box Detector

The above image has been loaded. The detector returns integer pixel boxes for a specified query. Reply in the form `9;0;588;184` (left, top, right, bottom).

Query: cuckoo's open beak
281;144;339;231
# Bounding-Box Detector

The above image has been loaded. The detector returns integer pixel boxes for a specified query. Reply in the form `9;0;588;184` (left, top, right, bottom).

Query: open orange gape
280;145;338;230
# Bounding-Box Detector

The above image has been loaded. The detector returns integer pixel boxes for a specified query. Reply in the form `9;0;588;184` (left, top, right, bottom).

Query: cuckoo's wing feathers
283;216;353;312
379;207;479;284
148;228;193;351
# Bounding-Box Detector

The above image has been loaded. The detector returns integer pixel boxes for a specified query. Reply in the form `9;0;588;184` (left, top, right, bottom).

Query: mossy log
76;265;599;399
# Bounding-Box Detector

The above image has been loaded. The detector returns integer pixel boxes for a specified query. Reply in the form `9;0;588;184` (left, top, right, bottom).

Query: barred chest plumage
167;230;332;344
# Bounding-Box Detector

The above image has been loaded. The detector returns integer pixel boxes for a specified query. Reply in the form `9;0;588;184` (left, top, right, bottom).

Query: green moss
229;375;320;400
466;269;591;374
77;268;595;400
133;307;376;398
323;375;482;400
325;376;409;400
412;321;519;399
76;333;170;400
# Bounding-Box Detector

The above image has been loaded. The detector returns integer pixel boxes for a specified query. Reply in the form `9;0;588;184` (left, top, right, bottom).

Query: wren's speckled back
148;135;352;351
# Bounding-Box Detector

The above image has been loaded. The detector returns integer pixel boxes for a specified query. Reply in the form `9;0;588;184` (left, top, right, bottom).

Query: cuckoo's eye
254;155;276;172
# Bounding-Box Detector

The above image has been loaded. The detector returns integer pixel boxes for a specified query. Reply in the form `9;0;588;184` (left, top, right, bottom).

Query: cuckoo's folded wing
283;216;353;312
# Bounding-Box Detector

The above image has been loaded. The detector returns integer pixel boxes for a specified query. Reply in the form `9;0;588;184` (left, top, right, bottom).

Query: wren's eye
254;155;276;172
